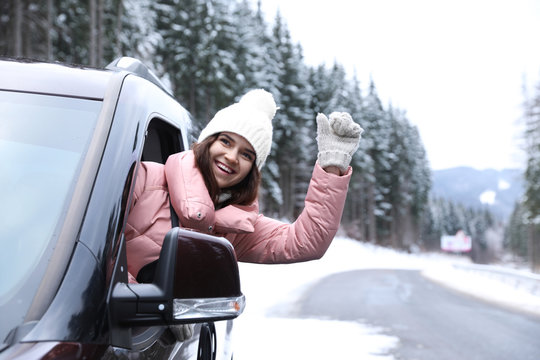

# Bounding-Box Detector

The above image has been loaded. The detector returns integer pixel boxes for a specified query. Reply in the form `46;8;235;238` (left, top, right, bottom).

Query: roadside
234;237;540;360
422;261;540;317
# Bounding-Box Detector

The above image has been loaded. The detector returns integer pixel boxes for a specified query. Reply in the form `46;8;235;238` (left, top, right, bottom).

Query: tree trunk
96;0;104;66
23;0;32;57
367;182;376;243
116;0;124;57
357;195;365;241
13;0;23;57
390;205;399;248
190;87;196;121
530;223;540;273
89;0;97;66
47;0;53;60
278;164;293;220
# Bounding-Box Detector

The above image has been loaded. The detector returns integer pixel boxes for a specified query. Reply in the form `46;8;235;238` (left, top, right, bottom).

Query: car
0;57;244;360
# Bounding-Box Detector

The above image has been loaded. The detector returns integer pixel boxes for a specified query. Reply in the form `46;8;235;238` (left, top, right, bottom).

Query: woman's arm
227;163;351;263
227;111;362;264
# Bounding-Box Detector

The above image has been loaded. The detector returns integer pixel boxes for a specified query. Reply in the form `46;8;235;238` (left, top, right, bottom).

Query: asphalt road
292;269;540;360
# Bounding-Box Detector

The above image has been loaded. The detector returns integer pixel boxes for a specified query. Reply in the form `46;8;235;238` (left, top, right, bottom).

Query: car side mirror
110;228;245;328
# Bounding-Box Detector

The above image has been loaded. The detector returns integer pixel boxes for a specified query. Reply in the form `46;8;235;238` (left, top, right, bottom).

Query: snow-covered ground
232;236;540;359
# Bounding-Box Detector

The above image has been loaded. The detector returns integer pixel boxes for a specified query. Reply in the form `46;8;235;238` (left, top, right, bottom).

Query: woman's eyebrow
222;133;235;143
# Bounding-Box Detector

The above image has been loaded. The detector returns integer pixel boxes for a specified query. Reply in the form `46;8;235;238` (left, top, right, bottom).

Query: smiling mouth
216;161;235;175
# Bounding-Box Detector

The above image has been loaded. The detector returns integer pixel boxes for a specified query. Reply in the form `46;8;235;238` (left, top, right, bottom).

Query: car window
142;119;184;164
0;90;101;341
118;118;184;351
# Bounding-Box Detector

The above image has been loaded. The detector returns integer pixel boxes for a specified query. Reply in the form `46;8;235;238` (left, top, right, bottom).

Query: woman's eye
220;138;230;146
242;152;253;161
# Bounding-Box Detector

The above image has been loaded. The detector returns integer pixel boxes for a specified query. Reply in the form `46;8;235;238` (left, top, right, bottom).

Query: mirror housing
110;228;245;327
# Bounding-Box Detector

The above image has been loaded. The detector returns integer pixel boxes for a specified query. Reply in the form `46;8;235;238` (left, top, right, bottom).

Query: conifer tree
231;0;275;92
153;0;239;132
0;0;52;59
426;197;497;261
361;79;391;244
264;13;312;218
504;202;529;258
390;112;431;247
54;0;95;64
114;0;160;68
524;82;540;221
341;73;369;239
522;79;540;270
229;3;282;215
0;0;441;253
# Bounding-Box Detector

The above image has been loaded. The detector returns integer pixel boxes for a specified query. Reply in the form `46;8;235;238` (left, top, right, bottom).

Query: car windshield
0;90;101;340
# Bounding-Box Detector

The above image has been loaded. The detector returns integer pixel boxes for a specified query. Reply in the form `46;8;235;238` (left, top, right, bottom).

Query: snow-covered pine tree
406;124;431;246
524;82;540;222
0;0;449;255
231;1;282;215
264;12;312;219
53;0;92;64
283;44;313;218
198;0;240;119
361;79;392;244
0;0;55;60
504;201;529;259
152;0;192;106
523;79;540;271
231;0;275;92
425;197;497;261
154;0;236;134
308;63;367;237
387;108;431;249
115;0;161;69
339;71;368;240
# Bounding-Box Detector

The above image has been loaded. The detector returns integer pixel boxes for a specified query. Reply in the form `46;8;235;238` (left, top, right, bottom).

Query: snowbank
423;262;540;316
233;237;540;360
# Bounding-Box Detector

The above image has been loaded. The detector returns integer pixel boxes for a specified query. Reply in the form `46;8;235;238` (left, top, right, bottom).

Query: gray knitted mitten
316;112;363;172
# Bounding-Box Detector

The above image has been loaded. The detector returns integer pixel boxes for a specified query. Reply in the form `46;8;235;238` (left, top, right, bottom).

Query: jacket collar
165;150;258;234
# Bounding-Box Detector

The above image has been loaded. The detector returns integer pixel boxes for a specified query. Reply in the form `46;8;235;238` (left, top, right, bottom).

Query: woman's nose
224;148;239;163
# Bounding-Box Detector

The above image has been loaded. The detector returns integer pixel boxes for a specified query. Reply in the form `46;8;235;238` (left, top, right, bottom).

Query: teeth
217;162;233;174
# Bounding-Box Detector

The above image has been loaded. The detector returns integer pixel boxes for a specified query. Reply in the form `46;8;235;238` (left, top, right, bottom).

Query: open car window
125;117;184;349
142;119;184;164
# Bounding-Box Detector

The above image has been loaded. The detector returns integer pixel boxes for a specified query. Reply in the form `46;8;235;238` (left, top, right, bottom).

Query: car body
0;57;244;360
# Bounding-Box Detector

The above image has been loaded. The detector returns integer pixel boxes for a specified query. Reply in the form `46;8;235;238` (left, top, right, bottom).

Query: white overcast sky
253;0;540;170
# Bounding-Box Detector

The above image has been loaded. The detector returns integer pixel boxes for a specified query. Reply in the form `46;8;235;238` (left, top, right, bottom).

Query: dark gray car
0;57;244;360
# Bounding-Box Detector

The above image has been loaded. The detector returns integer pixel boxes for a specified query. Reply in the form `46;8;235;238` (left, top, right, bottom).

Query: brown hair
192;134;261;207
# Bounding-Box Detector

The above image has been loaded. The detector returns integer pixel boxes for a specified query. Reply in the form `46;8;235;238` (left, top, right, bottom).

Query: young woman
125;89;363;283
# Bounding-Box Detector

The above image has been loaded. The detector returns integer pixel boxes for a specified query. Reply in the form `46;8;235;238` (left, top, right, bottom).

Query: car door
104;114;232;360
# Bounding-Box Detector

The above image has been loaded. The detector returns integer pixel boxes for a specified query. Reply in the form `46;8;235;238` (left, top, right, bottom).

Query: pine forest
2;0;539;270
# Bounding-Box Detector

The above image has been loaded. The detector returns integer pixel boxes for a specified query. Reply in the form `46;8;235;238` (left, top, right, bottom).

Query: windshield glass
0;90;101;341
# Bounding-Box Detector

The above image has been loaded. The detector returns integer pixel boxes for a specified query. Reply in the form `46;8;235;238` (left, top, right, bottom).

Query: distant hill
431;167;524;221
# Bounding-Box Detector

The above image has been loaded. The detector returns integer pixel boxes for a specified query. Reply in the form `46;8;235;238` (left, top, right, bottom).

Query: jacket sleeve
226;163;351;264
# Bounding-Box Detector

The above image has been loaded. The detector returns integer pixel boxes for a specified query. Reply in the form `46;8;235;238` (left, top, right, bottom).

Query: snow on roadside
233;236;540;360
423;263;540;316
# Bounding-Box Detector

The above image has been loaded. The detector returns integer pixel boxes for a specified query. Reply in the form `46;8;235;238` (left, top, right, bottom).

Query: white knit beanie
197;89;277;170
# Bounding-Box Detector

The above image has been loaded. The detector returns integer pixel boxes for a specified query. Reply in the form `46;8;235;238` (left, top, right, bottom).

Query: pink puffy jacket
125;150;351;280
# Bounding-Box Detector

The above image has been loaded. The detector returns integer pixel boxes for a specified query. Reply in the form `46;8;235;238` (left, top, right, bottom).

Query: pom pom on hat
198;89;277;170
238;89;277;121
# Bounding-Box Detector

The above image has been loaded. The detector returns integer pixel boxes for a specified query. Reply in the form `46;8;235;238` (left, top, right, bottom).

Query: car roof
0;58;114;100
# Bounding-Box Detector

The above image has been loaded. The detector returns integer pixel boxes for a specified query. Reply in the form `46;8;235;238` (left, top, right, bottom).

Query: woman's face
208;132;256;189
